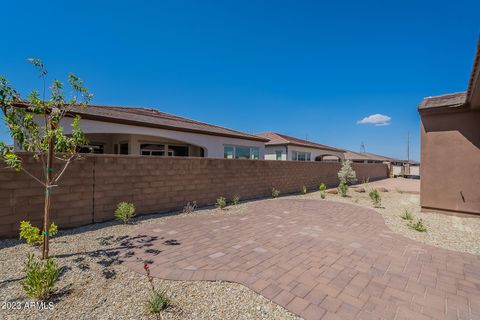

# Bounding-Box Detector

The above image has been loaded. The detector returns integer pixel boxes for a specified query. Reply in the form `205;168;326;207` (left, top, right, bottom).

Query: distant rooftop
15;102;269;142
255;132;344;152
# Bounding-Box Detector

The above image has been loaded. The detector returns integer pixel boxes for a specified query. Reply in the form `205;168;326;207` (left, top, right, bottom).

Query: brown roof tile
16;102;268;142
418;92;467;110
255;132;344;152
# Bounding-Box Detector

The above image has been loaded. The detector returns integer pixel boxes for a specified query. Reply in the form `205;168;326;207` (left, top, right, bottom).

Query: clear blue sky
1;1;479;160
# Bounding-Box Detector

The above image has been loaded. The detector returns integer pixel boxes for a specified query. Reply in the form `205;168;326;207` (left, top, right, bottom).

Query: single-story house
344;150;419;178
418;37;480;216
15;103;269;159
255;132;345;161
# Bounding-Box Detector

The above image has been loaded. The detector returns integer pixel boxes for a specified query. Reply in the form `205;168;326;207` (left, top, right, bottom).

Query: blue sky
1;1;479;160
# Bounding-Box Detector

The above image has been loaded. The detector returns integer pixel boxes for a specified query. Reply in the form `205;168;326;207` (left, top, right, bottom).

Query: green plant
301;185;307;194
338;160;357;185
271;187;280;198
337;182;348;197
182;201;197;214
408;219;427;232
369;189;381;207
319;183;327;199
231;195;241;205
216;196;227;209
19;221;58;246
148;291;171;318
400;209;414;221
21;253;61;300
0;59;92;259
114;202;136;223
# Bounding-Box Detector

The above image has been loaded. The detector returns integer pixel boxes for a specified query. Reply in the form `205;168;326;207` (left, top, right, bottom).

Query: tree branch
20;167;46;187
52;155;74;184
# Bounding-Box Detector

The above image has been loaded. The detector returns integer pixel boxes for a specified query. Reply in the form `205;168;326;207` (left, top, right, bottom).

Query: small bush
216;196;227;209
148;290;171;317
271;188;280;198
319;183;326;191
408;219;427;232
400;209;414;221
21;253;61;300
19;221;58;246
231;195;241;205
338;160;357;185
337;182;348;197
114;202;136;224
301;185;307;194
369;189;381;207
182;201;197;214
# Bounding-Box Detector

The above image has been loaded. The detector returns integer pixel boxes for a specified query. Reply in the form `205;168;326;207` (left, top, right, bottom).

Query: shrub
114;202;136;224
337;182;348;197
301;185;307;194
338;160;357;185
319;183;326;199
408;219;427;232
271;187;280;198
19;221;58;246
231;195;241;205
148;291;171;317
144;263;170;318
21;253;61;300
182;201;197;214
216;196;227;209
369;189;381;207
400;209;414;221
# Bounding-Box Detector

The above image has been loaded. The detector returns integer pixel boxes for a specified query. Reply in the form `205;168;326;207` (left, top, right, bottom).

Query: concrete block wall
0;154;389;238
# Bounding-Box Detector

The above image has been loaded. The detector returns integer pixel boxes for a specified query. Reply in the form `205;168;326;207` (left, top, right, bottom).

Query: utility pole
407;131;410;162
360;141;366;153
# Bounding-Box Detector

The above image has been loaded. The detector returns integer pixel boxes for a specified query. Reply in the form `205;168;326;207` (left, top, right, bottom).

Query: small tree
338;160;356;185
0;59;92;259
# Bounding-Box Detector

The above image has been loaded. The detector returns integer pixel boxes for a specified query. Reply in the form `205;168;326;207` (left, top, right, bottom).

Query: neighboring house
255;132;345;161
14;103;268;159
344;150;419;178
418;38;480;216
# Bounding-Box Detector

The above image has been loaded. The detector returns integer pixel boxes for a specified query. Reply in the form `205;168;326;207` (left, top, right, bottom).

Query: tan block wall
0;154;388;238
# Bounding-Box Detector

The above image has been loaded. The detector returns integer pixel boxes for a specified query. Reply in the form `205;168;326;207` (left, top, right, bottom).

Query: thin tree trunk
42;137;54;259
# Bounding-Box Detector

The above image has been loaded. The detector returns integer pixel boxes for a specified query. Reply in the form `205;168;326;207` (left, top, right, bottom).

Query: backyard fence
0;154;389;238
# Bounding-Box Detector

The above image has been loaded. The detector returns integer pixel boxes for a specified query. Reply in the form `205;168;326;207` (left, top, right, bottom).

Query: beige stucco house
256;132;345;162
16;103;268;159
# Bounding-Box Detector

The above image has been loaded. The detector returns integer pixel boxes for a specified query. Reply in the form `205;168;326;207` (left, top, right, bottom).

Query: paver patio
119;199;480;319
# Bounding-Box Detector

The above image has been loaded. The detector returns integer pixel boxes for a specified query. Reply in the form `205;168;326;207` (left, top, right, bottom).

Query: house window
119;143;129;155
276;151;283;160
292;151;311;161
79;144;104;154
224;146;259;160
140;144;173;156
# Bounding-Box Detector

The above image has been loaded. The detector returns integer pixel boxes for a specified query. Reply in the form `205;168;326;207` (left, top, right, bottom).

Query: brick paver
119;199;480;319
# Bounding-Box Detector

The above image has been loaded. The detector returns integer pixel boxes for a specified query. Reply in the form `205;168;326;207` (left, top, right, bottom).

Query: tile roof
418;92;467;110
344;150;400;162
255;132;344;152
16;102;269;142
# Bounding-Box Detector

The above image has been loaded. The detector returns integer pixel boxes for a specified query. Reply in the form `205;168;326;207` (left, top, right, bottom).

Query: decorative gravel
2;181;479;319
0;204;299;320
291;184;480;256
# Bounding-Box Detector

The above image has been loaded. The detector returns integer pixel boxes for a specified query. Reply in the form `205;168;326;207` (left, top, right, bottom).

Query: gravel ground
289;184;480;256
2;183;479;320
0;204;299;320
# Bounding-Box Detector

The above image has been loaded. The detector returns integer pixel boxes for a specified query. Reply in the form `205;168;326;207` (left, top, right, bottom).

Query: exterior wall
31;117;266;159
420;109;480;215
0;154;389;238
264;145;344;161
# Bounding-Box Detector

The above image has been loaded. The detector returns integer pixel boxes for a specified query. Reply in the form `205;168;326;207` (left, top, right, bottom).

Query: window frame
223;145;260;160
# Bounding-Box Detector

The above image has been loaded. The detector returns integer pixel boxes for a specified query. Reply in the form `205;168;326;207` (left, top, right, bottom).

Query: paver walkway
120;199;480;319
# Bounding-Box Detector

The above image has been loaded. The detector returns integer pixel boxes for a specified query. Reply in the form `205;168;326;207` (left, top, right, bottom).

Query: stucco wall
57;118;267;159
420;109;480;215
0;154;388;238
264;145;344;161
